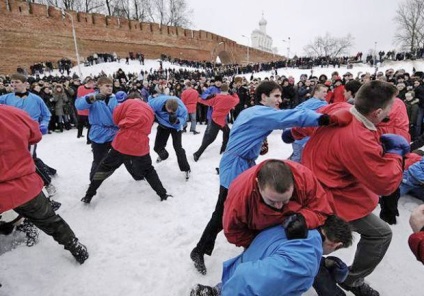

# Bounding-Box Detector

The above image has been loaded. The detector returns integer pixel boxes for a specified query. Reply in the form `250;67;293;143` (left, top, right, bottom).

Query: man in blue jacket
190;215;352;296
289;83;328;162
75;77;118;180
148;84;191;180
190;81;340;275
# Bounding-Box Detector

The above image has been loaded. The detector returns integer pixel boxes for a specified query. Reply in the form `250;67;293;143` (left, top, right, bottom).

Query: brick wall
0;0;282;74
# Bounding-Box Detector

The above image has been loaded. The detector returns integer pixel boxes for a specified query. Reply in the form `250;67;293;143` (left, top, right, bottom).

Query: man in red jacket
223;159;333;248
301;81;408;296
81;92;170;204
181;81;200;134
0;104;88;264
193;83;239;161
76;76;95;142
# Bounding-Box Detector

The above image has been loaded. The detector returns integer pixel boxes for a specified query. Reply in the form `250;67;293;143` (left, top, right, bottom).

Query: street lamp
211;41;225;63
241;35;250;64
282;37;291;59
57;8;82;77
374;41;378;66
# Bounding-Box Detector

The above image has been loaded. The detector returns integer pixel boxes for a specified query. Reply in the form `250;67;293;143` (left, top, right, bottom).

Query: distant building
251;13;273;53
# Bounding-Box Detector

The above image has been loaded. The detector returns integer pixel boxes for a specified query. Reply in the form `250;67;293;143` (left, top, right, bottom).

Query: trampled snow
0;59;422;296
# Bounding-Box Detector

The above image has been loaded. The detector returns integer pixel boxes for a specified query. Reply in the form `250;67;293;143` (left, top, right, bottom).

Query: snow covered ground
0;59;423;296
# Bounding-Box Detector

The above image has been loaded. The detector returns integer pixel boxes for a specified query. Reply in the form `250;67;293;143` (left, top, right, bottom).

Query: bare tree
167;0;192;27
133;0;149;21
394;0;424;51
304;33;354;57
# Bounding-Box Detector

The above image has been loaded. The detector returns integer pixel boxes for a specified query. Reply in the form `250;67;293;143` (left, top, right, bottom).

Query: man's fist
282;129;295;143
380;134;410;157
324;256;349;283
39;124;48;135
282;213;308;240
318;109;352;126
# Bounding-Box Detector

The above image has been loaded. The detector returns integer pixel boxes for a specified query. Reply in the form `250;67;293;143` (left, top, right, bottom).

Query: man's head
234;76;243;87
97;77;113;95
320;215;353;255
214;75;223;88
354;80;398;124
84;76;95;88
10;73;27;93
343;80;362;100
255;81;282;108
312;84;328;100
165;99;179;113
256;160;294;210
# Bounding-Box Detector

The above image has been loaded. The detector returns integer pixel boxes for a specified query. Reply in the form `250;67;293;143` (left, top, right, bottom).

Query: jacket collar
350;106;377;131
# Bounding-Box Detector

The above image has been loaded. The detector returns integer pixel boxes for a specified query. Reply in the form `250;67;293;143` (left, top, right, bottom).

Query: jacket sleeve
295;167;333;229
38;98;51;127
197;96;215;106
75;95;93;110
257;108;321;130
339;134;403;196
223;188;256;248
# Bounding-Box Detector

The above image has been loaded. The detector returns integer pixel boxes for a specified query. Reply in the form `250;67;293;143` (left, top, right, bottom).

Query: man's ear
260;93;267;103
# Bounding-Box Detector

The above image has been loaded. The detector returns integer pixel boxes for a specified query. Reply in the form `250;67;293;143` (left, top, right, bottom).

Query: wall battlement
0;0;281;73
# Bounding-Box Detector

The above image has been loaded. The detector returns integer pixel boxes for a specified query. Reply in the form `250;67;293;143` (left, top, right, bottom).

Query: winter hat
324;80;332;87
115;91;128;103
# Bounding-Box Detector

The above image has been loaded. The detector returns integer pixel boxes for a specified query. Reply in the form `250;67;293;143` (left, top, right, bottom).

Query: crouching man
0;105;88;264
191;215;352;296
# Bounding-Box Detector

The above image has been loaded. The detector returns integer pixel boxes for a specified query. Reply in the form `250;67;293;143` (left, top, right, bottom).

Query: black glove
169;113;178;124
324;256;349;283
282;129;295;143
228;89;234;95
379;188;400;225
205;93;216;100
282;213;308;240
260;139;269;155
160;194;173;201
86;93;106;103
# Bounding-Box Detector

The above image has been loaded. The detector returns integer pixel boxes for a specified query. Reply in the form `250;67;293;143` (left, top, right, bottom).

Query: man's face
343;88;352;100
259;185;293;210
215;81;222;88
371;97;395;124
314;87;328;100
98;83;113;95
261;89;282;109
322;230;343;255
11;79;27;93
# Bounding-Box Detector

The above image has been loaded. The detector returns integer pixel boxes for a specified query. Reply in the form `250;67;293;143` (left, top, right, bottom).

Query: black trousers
77;115;90;138
14;192;75;246
195;121;229;157
86;148;167;199
153;125;190;172
90;141;112;180
195;186;228;256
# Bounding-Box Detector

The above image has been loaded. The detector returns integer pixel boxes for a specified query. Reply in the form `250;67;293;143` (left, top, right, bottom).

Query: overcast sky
186;0;403;57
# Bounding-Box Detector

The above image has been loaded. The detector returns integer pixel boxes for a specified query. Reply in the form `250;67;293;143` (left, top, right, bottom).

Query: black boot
64;237;89;264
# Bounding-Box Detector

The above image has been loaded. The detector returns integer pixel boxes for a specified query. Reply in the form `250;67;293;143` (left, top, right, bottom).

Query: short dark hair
344;80;362;98
127;91;142;100
321;215;353;248
254;81;282;105
354;80;398;115
10;73;27;83
257;160;293;194
165;99;179;112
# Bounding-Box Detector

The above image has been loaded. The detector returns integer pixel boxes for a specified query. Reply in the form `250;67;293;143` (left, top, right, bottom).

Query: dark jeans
313;258;346;296
195;186;228;256
90;141;112;180
86;148;167;199
153;125;190;172
14;192;75;246
195;121;230;157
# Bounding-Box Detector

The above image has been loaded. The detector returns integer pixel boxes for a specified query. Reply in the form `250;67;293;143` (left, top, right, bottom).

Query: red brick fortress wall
0;0;281;74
